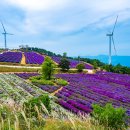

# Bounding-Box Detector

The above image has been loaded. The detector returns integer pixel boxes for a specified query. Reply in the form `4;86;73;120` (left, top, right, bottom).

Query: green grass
0;62;41;66
0;66;40;72
30;75;68;86
55;78;68;86
0;103;108;130
30;76;55;85
0;96;129;130
44;118;106;130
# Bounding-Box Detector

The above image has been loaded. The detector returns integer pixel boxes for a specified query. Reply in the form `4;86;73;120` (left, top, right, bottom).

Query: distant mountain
82;55;130;67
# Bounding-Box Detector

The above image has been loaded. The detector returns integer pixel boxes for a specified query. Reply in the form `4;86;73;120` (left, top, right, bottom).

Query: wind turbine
106;16;118;65
1;21;13;49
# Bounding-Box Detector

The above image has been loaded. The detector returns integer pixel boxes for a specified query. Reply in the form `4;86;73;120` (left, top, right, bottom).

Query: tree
63;52;67;58
59;58;70;71
41;56;55;80
76;63;85;72
78;56;80;63
93;60;98;69
103;64;113;72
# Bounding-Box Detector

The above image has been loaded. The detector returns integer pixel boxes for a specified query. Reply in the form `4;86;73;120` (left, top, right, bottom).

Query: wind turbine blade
6;33;14;35
0;21;6;33
112;36;117;56
112;15;118;34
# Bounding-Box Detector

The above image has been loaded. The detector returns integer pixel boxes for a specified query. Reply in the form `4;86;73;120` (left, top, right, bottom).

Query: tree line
22;47;130;74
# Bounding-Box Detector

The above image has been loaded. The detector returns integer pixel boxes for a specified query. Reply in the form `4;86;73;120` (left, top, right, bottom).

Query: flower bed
51;56;93;69
0;74;46;105
15;73;62;93
15;72;39;79
24;52;44;64
0;51;22;63
55;73;130;116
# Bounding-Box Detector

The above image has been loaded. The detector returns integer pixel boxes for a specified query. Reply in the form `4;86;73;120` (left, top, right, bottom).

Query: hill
0;48;129;129
0;49;93;69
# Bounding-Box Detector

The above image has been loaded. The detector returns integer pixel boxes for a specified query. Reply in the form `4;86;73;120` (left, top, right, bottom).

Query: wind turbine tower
1;22;13;49
106;16;118;65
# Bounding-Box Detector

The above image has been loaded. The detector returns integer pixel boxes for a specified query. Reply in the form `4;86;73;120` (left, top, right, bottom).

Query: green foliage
27;47;61;57
41;56;55;80
101;64;130;74
76;63;85;72
59;58;70;71
77;58;104;67
24;95;51;117
0;105;46;130
56;78;68;86
101;64;114;72
92;103;128;130
0;105;12;119
77;56;80;62
30;76;55;85
30;75;68;86
32;78;54;85
63;52;67;58
68;69;78;73
93;61;98;69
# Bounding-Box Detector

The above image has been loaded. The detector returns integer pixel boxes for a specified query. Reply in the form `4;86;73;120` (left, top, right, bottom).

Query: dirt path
51;87;63;96
21;53;26;65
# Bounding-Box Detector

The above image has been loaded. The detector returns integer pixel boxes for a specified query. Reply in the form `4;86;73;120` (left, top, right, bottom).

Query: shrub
92;103;128;130
24;95;51;117
32;79;54;85
56;78;68;86
30;76;54;85
41;56;55;80
68;69;78;73
76;63;85;72
59;58;70;71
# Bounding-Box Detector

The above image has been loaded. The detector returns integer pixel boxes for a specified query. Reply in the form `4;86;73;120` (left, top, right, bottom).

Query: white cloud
6;0;70;11
4;0;130;34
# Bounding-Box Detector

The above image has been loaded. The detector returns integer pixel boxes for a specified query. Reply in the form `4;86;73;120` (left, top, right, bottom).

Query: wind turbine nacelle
106;34;113;36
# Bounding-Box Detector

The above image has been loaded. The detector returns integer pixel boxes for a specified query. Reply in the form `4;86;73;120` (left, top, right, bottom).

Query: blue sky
0;0;130;56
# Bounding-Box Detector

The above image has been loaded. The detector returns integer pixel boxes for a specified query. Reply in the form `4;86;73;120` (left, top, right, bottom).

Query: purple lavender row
15;73;39;79
15;73;62;93
56;74;130;104
24;52;44;64
34;84;61;93
55;74;130;116
58;100;86;115
95;71;130;90
0;51;22;63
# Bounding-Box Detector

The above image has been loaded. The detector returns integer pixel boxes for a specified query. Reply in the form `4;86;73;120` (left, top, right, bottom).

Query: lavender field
0;51;93;69
0;52;22;63
24;52;44;64
52;56;93;69
16;73;62;93
55;73;130;116
15;72;130;117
